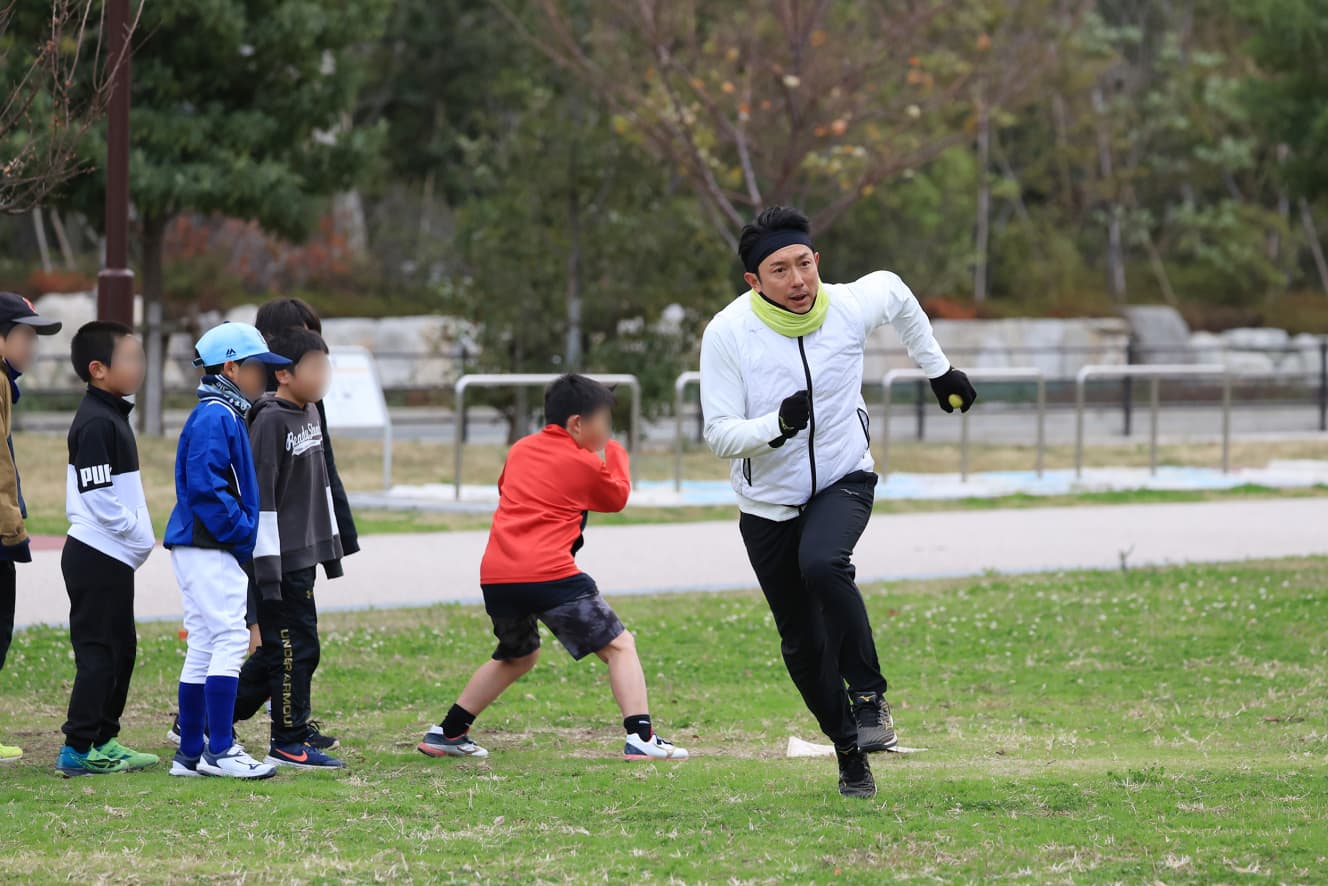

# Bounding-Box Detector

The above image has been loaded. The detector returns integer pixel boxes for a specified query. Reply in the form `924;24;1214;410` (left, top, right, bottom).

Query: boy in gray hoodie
233;326;344;769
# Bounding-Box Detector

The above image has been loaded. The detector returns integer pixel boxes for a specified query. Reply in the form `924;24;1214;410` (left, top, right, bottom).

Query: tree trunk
332;190;368;256
565;173;584;371
973;95;991;304
48;208;76;268
507;336;527;446
1299;199;1328;296
1092;87;1126;302
31;208;52;273
1267;144;1290;292
140;214;168;437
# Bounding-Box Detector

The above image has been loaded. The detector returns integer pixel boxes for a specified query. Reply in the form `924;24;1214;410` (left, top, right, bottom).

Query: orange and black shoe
417;726;489;758
265;742;345;770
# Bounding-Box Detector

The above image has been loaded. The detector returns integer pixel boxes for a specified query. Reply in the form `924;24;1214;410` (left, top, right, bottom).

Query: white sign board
323;346;393;489
324;346;390;430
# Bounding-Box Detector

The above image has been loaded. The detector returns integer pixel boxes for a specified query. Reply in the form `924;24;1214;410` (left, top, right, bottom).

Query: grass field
10;430;1328;537
2;557;1325;883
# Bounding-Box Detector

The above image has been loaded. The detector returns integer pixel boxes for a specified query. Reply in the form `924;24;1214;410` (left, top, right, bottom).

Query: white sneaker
168;751;203;778
198;744;277;779
623;732;688;761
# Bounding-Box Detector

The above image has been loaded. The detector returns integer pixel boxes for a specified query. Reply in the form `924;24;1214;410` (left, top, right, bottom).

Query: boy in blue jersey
163;323;290;780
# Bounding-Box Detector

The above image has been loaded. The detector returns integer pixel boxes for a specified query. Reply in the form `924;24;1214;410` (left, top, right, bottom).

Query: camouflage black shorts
489;593;625;661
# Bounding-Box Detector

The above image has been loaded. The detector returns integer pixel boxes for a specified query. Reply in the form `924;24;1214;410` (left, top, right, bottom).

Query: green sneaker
95;738;160;771
55;745;129;777
0;741;22;764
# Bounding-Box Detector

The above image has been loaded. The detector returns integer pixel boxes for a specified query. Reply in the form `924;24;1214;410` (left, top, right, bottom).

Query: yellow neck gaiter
749;285;830;338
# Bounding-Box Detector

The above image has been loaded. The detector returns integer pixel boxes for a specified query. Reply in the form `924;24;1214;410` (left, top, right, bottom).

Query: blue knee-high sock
204;675;239;755
177;682;206;758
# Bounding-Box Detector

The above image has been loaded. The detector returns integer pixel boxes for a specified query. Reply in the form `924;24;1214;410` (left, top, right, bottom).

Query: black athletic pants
234;567;319;745
739;470;885;749
61;538;137;752
0;561;14;672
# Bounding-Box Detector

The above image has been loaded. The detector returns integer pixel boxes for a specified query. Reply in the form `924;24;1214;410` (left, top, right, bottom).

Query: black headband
743;229;815;273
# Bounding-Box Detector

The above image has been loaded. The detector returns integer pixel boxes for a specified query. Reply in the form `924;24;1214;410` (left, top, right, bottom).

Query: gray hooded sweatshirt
247;393;343;600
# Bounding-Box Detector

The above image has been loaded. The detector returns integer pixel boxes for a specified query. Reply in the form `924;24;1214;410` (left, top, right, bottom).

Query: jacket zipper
797;336;817;497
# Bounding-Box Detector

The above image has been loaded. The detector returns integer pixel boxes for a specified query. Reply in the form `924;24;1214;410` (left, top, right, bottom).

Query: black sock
440;704;476;739
624;714;652;742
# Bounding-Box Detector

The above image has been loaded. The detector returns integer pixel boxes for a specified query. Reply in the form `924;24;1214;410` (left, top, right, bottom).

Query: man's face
744;245;821;314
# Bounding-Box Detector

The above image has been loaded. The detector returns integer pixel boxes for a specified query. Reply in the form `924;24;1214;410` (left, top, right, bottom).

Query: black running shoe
851;691;898;753
836;747;877;799
306;720;340;751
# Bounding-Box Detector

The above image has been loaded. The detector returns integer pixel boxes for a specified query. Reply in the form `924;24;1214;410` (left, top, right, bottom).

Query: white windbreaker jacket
699;271;950;522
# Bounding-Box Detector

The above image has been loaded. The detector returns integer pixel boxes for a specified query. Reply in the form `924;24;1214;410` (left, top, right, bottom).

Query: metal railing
1074;364;1231;477
673;370;702;491
881;368;1047;480
452;373;642;500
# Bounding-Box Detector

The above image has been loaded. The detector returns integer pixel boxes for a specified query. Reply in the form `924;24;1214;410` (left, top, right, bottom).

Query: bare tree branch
0;0;141;214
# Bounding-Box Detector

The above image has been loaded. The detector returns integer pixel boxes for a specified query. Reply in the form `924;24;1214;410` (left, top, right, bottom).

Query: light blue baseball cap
192;322;291;368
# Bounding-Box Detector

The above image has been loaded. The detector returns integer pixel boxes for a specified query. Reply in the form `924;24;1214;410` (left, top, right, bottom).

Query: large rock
1220;327;1290;350
1219;328;1292;378
1122;305;1192;364
1291;333;1326;382
321;315;473;389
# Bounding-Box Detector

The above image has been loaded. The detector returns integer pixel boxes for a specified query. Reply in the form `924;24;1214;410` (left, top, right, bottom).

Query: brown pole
96;0;133;325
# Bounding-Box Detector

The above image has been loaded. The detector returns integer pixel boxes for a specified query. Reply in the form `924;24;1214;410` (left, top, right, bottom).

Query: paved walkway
12;497;1327;628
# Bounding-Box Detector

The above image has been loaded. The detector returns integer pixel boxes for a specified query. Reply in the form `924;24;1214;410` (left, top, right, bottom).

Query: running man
699;206;975;798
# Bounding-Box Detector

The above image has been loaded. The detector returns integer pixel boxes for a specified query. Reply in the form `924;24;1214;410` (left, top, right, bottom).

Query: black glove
778;390;810;434
929;367;977;414
769;390;810;448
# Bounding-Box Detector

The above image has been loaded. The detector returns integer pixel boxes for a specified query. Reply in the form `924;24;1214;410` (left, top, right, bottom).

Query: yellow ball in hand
948;393;964;409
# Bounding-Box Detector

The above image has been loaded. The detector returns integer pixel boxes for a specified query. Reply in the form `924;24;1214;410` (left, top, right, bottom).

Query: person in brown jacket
0;292;62;764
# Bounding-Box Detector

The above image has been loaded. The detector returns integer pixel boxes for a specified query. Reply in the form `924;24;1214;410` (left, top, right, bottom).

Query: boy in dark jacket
164;322;289;780
233;326;345;770
253;298;359;567
0;292;61;765
56;322;159;777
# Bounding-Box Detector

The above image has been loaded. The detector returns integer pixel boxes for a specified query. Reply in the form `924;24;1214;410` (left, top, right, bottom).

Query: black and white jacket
65;386;155;568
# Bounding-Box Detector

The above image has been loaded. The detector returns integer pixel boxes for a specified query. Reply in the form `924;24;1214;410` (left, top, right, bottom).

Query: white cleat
623;732;688;761
168;751;203;777
198;743;277;779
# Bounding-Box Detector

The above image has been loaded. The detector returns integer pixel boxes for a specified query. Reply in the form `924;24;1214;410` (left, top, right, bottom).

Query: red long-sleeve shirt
479;425;631;585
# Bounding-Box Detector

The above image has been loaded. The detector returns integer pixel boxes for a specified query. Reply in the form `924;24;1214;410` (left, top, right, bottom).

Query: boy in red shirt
418;374;687;761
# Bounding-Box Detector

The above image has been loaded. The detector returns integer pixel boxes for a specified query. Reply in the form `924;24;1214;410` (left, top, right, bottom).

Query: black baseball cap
0;292;63;335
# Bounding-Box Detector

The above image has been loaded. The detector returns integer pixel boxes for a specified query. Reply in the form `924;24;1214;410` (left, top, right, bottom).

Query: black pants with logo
739;470;885;750
234;567;320;746
61;538;137;752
